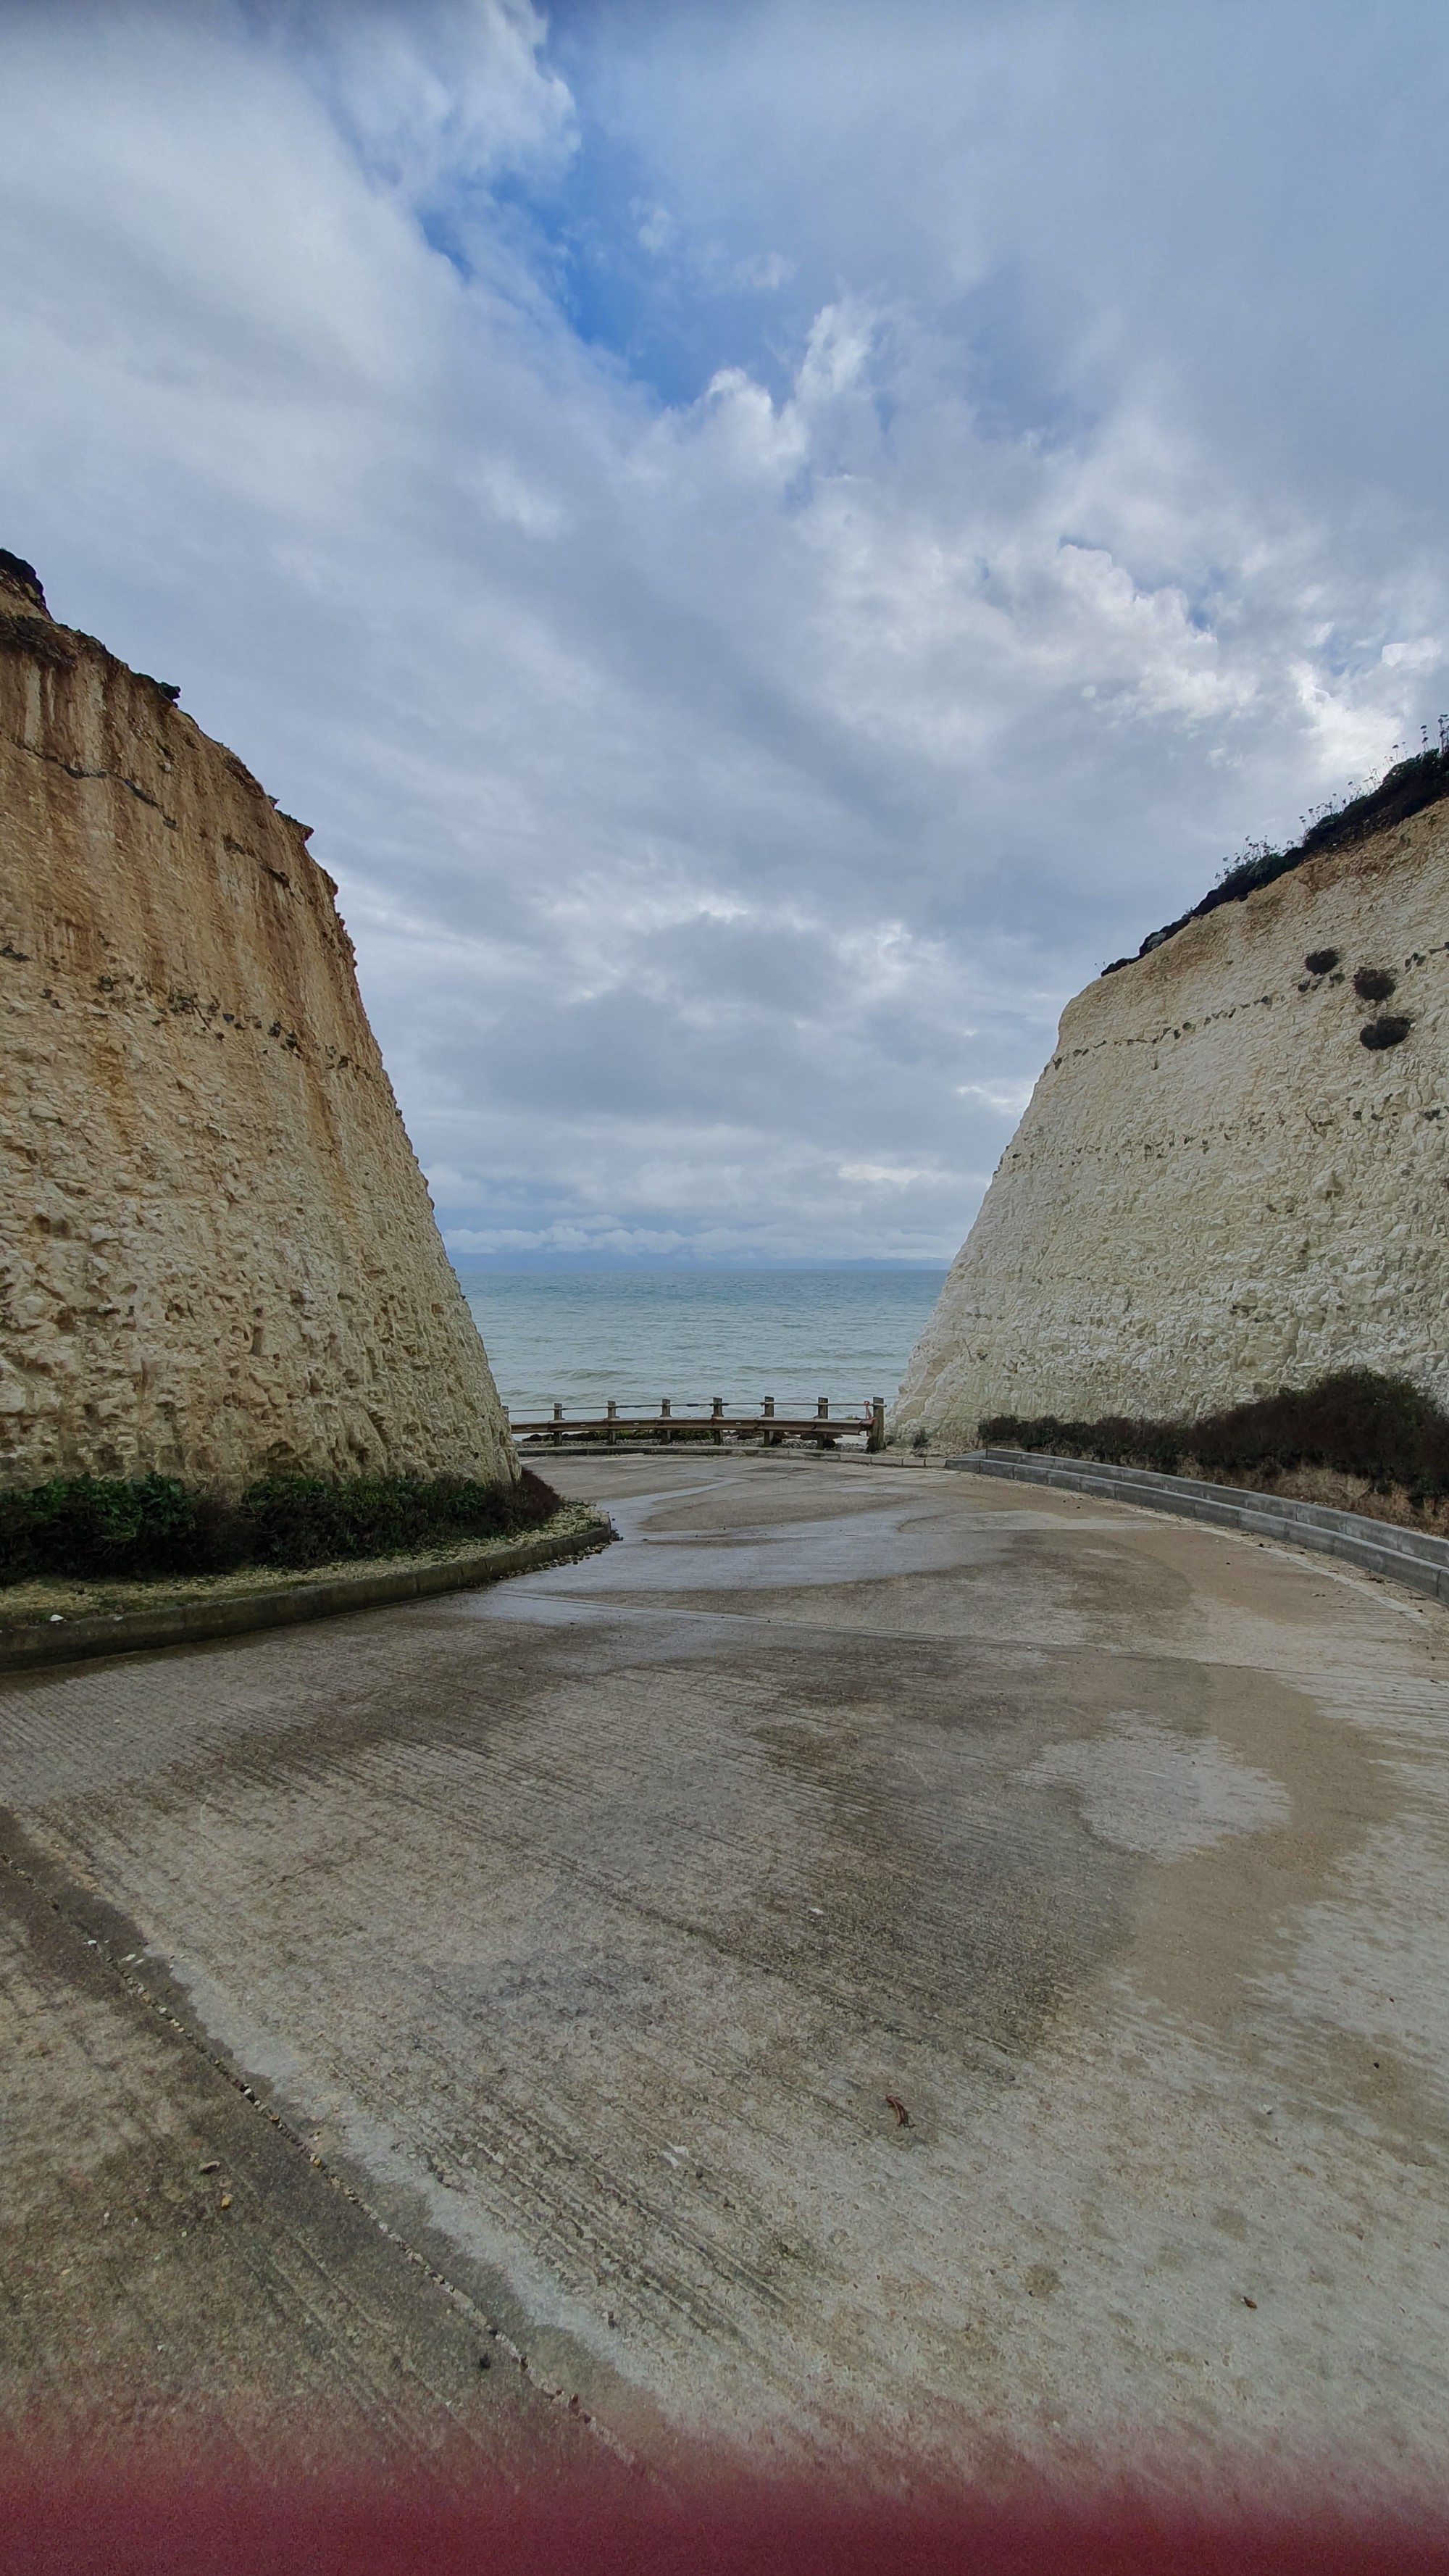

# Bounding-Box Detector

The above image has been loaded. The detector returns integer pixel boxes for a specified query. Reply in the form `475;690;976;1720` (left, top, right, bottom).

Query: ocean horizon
457;1264;947;1420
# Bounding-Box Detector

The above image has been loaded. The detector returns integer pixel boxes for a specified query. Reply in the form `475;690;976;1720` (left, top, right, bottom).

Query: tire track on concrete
0;1822;645;2468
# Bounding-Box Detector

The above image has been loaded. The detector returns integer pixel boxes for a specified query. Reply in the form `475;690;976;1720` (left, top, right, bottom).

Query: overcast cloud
2;0;1445;1261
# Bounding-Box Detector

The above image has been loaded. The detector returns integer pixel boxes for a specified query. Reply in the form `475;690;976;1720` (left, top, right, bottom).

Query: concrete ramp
3;1454;1448;2501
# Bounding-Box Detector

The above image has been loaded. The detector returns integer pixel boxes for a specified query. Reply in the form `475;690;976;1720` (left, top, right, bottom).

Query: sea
458;1268;946;1425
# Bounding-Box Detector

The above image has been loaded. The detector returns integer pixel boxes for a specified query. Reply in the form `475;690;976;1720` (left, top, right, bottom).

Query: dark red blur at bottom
4;2464;1449;2576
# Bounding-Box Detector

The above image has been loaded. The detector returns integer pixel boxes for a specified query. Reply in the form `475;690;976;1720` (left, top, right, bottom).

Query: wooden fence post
869;1397;886;1453
711;1397;724;1446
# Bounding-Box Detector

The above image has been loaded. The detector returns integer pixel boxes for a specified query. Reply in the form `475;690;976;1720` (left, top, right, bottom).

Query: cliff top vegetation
1105;728;1449;975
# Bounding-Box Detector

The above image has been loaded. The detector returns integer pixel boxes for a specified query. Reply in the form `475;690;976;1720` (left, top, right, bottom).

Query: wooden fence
508;1396;888;1452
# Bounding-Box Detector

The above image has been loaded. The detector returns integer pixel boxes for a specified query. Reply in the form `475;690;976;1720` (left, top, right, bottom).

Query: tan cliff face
895;801;1449;1448
0;557;516;1496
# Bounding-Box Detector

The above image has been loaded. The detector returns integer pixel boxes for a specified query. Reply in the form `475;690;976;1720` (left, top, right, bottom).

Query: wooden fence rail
508;1396;888;1452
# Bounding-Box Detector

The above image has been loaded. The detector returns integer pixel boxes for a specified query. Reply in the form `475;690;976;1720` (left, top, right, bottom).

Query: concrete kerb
0;1517;614;1674
950;1448;1449;1604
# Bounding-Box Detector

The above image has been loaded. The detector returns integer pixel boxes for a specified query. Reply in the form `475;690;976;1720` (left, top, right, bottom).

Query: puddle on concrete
470;1486;1032;1617
1027;1719;1291;1859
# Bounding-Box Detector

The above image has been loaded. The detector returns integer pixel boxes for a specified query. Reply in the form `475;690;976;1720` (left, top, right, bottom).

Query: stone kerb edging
949;1449;1449;1604
0;1520;614;1675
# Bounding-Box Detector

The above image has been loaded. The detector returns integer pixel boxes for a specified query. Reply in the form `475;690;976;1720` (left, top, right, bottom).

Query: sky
1;0;1446;1265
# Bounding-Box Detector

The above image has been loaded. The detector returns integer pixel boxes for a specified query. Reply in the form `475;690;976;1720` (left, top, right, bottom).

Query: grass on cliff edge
0;1464;573;1595
1104;734;1449;972
978;1369;1449;1509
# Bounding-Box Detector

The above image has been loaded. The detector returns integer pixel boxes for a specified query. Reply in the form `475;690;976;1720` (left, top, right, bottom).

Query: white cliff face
895;802;1449;1449
0;564;515;1496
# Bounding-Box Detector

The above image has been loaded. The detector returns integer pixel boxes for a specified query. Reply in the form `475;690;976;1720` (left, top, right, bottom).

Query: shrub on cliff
1103;730;1449;972
0;1465;561;1586
979;1369;1449;1502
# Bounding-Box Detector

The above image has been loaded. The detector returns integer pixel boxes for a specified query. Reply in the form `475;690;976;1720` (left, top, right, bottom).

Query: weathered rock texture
895;800;1449;1447
0;557;515;1496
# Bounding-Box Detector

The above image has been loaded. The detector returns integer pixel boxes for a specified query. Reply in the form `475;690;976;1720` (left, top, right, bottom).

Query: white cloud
635;201;676;256
731;251;794;292
1;0;1445;1266
956;1081;1035;1116
261;0;577;204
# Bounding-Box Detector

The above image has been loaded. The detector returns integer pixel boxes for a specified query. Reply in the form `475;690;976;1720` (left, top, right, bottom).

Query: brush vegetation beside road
0;1466;606;1629
978;1368;1449;1534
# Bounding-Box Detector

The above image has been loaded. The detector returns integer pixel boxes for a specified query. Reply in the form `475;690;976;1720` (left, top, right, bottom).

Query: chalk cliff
0;554;515;1496
895;796;1449;1448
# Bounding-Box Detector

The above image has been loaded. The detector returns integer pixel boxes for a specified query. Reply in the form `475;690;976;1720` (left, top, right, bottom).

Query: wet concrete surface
2;1456;1448;2496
